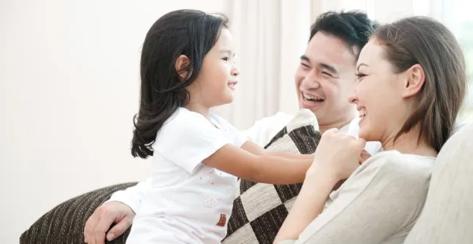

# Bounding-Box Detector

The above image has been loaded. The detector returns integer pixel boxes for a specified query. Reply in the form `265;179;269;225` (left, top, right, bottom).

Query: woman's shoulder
333;150;436;212
370;150;435;167
359;150;435;182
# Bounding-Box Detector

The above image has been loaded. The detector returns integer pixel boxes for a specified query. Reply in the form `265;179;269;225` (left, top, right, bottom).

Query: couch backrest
404;122;473;244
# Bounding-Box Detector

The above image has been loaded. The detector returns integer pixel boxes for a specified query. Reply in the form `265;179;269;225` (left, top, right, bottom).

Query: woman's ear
175;55;191;80
402;64;426;98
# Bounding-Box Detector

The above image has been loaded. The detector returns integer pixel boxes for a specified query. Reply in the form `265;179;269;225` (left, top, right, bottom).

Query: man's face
294;31;358;129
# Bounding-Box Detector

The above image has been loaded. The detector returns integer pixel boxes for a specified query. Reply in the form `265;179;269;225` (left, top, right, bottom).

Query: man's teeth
303;94;323;102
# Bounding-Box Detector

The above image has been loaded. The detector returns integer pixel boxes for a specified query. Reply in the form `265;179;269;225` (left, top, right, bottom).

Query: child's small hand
307;128;365;182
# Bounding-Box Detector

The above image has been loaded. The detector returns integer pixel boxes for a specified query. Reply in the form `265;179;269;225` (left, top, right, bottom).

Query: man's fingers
90;214;107;244
106;217;133;241
91;210;118;244
84;207;116;244
84;213;98;243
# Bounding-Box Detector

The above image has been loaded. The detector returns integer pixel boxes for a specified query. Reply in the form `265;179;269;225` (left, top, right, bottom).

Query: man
84;11;379;244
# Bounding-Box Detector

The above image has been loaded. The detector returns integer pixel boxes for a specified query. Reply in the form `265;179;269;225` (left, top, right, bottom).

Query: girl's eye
222;57;230;61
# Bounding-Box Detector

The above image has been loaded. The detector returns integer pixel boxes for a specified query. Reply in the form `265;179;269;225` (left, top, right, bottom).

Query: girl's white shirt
126;107;247;244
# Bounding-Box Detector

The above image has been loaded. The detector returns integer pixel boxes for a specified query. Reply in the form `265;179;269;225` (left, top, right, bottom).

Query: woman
275;16;466;244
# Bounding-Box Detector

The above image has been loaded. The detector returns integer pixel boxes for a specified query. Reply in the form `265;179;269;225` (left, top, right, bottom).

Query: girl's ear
401;64;426;98
175;55;191;80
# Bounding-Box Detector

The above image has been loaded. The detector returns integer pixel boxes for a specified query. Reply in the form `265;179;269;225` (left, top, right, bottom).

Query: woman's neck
382;125;437;157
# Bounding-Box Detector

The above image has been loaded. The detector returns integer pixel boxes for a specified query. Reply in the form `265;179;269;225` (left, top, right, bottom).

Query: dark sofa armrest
20;182;137;244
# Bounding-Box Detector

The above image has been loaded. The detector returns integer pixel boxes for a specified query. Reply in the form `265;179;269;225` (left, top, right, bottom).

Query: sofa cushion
223;109;320;244
403;123;473;244
20;182;137;244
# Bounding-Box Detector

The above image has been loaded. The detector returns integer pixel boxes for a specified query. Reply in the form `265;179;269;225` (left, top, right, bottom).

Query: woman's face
350;38;410;145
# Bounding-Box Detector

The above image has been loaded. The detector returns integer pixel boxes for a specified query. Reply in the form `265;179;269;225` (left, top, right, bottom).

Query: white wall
0;0;224;243
2;0;471;243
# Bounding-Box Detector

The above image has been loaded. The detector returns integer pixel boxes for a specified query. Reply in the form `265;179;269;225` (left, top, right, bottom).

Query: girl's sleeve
291;154;431;244
155;111;230;174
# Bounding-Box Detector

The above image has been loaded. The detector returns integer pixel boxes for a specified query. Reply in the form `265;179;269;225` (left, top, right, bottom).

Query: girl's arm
241;140;314;159
203;143;312;184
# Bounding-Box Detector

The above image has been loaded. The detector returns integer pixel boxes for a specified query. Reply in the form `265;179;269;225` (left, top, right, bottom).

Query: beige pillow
404;123;473;244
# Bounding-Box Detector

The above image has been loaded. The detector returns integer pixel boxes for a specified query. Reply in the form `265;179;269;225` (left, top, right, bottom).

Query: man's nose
300;70;320;89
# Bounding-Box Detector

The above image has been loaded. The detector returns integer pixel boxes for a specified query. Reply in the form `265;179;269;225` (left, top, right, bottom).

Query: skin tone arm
274;128;365;242
204;141;312;184
241;140;314;162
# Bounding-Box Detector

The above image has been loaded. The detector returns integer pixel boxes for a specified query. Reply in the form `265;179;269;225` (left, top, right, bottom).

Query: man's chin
299;102;322;114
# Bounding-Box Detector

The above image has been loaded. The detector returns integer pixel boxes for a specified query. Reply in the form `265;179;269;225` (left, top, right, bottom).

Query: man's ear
175;55;191;80
402;64;425;98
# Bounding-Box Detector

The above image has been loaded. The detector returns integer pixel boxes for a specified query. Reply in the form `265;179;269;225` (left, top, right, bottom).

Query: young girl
126;9;313;243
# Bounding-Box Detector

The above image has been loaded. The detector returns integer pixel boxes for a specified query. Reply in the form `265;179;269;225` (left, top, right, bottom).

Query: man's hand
83;201;135;244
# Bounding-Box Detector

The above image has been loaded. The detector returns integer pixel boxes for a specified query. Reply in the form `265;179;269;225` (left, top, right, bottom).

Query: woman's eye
356;73;367;81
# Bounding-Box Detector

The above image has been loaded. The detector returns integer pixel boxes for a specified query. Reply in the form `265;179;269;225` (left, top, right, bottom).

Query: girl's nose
231;66;239;77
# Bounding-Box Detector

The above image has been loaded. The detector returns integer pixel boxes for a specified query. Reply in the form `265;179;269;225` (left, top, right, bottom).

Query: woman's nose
348;88;359;104
348;94;358;104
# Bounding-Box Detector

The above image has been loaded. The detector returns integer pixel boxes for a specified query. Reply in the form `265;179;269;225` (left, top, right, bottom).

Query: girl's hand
307;128;366;182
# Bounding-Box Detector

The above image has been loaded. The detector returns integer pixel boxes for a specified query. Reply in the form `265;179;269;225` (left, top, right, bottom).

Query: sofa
20;113;473;244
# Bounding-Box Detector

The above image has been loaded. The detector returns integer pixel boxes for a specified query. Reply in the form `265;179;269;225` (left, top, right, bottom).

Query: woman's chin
358;127;372;141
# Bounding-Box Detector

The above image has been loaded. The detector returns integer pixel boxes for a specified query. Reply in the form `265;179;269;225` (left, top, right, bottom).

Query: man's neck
319;118;354;134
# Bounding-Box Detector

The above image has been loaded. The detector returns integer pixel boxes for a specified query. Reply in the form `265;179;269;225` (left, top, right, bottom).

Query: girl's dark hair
374;17;466;152
131;9;228;158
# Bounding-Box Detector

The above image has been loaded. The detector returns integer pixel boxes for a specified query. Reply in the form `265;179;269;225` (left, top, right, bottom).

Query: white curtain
215;0;312;129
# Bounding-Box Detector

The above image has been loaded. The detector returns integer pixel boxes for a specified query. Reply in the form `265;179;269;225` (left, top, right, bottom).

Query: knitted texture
224;110;320;244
